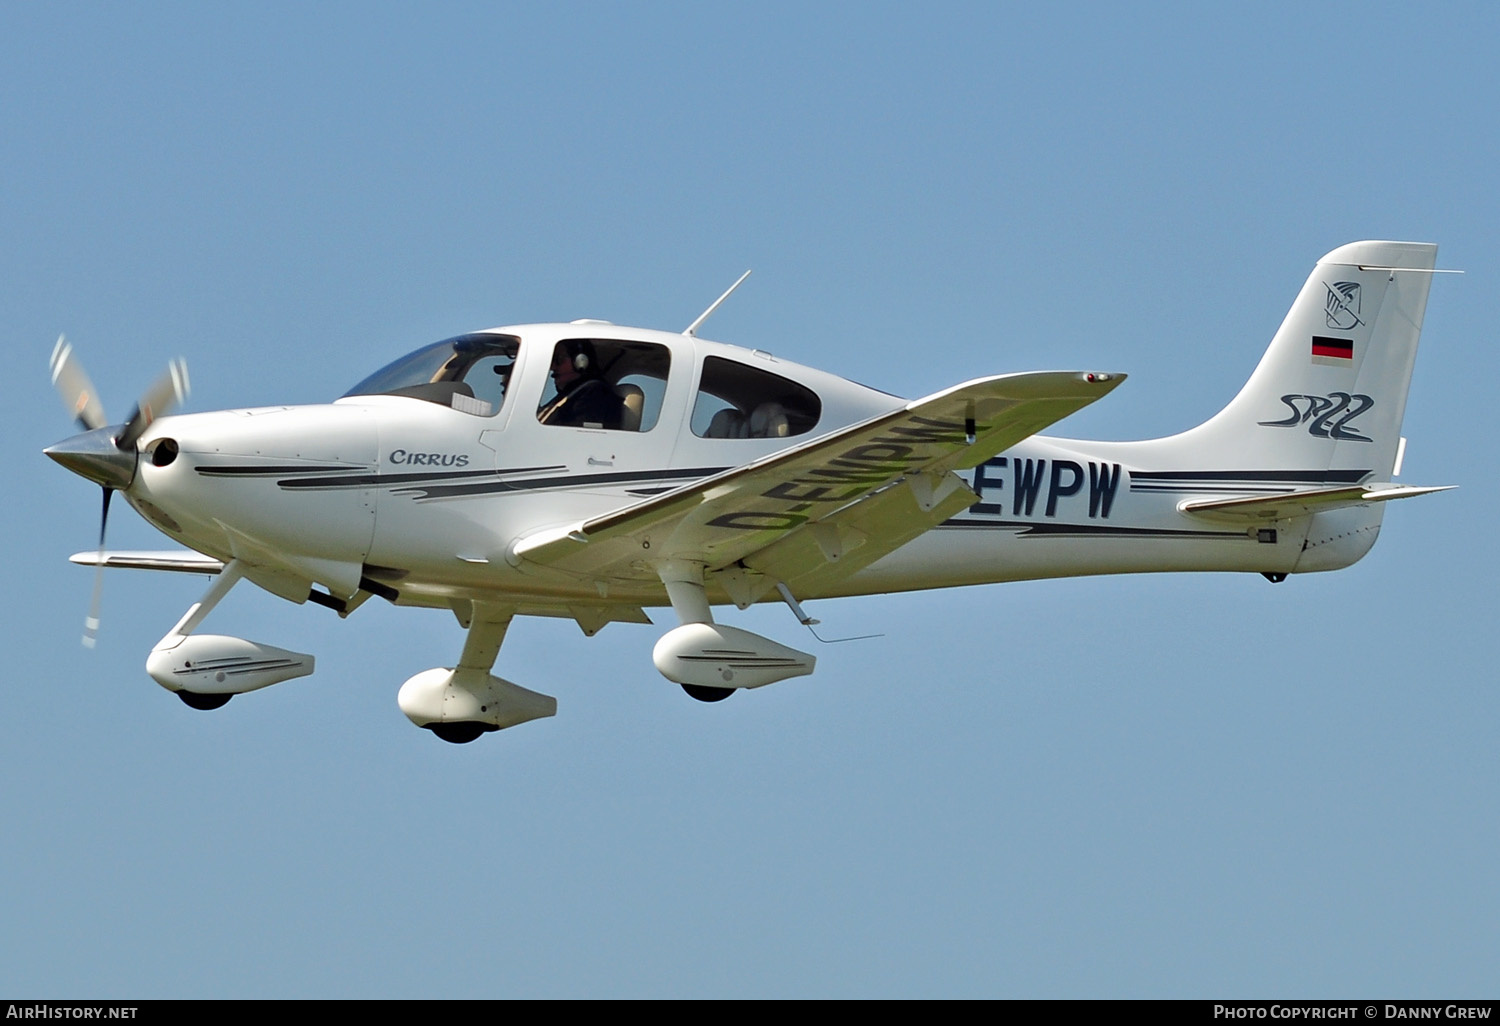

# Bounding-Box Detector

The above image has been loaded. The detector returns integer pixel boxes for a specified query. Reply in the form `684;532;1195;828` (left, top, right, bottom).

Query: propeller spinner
45;337;189;646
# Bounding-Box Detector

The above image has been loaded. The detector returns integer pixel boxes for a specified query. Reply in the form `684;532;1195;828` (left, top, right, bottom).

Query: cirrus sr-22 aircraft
46;241;1452;743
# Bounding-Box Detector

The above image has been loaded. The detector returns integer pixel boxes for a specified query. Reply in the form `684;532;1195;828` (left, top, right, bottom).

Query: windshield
343;333;520;416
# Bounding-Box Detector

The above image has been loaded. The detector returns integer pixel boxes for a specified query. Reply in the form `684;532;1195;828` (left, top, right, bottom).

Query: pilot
538;340;626;429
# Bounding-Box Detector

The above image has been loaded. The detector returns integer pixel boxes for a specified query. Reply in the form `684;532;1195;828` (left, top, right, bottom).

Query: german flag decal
1311;335;1354;363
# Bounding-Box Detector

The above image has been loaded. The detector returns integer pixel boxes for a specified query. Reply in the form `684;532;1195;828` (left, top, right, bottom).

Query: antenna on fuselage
684;269;752;336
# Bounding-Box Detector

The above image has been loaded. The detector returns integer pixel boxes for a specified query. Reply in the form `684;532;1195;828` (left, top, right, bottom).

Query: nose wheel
176;690;232;710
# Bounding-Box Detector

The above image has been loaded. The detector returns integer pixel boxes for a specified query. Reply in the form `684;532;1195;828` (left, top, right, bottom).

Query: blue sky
3;2;1497;997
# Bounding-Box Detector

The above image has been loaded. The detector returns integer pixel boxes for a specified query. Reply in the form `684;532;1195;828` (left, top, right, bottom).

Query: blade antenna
775;582;882;644
684;270;752;336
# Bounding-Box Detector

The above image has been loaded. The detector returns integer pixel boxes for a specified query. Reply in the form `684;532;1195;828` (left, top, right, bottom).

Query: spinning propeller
45;336;189;647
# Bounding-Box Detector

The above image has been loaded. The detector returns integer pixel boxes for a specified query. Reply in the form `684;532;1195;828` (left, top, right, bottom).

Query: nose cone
44;425;138;490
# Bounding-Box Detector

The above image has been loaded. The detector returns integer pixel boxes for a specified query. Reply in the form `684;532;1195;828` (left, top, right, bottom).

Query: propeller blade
117;358;189;452
83;487;113;648
49;335;108;432
48;343;190;646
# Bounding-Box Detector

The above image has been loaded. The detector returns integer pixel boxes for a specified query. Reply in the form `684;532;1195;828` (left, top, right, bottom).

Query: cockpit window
537;339;671;432
691;355;821;438
343;333;520;417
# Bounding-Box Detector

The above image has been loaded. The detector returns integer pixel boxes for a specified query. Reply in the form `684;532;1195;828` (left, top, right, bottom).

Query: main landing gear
651;559;816;702
176;690;232;710
428;721;490;744
681;683;735;703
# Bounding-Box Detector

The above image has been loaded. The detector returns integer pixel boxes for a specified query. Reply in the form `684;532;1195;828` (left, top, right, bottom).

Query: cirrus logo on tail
1324;281;1363;329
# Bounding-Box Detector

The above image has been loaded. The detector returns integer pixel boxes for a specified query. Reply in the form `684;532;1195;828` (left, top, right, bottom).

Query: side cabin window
537;339;671;432
342;333;519;417
691;355;821;439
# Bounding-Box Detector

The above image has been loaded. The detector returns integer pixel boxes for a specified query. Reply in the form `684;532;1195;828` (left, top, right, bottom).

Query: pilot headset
565;340;597;373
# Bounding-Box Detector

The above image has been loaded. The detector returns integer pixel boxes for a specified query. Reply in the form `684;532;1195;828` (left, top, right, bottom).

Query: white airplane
46;241;1452;743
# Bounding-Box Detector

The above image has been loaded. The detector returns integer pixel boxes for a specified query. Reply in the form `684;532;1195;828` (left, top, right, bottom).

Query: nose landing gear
397;604;557;743
681;683;735;703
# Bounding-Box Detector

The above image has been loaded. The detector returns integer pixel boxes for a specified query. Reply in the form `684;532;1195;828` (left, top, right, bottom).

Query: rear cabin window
691;356;821;439
536;339;671;432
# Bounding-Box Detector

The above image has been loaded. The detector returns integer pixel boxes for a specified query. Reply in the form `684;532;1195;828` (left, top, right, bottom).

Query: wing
511;371;1124;590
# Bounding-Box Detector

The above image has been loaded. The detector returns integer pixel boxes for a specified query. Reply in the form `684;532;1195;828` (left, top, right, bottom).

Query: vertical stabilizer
1178;241;1436;478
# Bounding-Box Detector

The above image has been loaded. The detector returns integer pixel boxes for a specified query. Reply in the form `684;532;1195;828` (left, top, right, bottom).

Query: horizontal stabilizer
70;550;225;574
1179;484;1454;523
